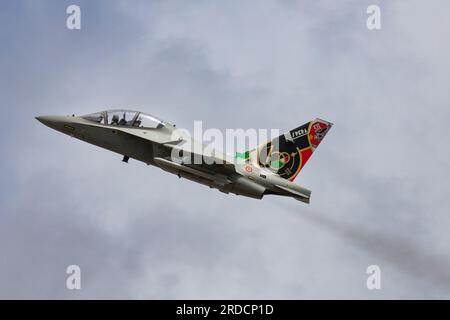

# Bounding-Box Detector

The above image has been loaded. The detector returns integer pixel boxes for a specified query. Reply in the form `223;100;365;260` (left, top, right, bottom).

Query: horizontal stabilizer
275;184;311;203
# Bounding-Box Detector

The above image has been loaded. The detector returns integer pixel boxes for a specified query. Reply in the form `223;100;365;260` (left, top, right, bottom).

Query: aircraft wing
116;127;235;169
153;157;233;189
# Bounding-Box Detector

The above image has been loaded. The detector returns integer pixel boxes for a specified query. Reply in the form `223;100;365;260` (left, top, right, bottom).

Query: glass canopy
81;110;165;129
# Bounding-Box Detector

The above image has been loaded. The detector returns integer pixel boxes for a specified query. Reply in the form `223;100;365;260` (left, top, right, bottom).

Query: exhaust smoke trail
279;202;450;295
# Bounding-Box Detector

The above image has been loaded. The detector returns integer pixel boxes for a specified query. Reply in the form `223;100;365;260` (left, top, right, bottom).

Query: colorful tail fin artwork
256;119;333;181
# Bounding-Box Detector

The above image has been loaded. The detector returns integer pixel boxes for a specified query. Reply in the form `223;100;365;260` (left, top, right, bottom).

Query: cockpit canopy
81;110;165;129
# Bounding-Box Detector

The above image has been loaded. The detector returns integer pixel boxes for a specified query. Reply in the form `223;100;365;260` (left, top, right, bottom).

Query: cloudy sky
1;0;450;299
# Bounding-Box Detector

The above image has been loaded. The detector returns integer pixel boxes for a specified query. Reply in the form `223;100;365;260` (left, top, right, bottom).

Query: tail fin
257;118;333;181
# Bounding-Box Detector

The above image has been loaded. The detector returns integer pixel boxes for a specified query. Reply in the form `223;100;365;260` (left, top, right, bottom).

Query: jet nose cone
35;115;56;126
35;115;67;131
35;116;48;124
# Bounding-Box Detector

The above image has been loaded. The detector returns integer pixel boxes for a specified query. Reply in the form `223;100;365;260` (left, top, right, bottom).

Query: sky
1;0;450;299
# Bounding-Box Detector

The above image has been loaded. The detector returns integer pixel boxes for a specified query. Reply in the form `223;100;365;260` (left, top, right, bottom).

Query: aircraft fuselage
36;111;331;203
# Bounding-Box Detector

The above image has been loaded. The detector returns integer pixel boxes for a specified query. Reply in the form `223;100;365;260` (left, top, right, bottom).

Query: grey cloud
1;0;450;299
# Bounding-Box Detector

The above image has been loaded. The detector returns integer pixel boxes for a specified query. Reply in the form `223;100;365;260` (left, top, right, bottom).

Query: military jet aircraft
36;110;332;203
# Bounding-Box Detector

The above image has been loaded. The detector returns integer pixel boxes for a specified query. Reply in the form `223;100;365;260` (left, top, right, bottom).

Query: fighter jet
36;110;332;203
